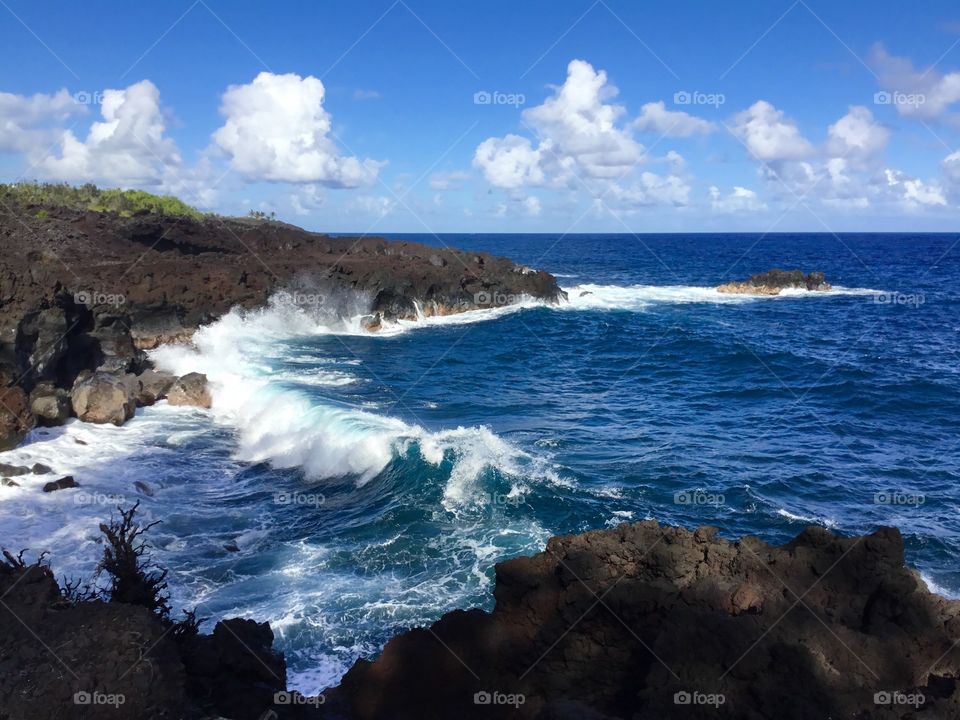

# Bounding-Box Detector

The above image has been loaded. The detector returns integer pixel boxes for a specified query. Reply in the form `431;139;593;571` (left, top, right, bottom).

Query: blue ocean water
2;232;958;692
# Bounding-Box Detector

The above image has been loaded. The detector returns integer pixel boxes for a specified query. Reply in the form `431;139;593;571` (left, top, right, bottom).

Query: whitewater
0;232;951;697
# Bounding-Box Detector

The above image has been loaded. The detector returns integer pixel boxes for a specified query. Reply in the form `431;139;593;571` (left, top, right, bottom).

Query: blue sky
2;0;960;232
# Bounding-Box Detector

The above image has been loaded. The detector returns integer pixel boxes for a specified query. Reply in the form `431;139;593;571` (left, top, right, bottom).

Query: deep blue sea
2;232;958;693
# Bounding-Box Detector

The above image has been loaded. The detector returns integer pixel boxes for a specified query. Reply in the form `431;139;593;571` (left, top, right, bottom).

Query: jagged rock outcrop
717;269;832;295
70;372;137;425
328;521;960;719
166;372;212;409
0;385;34;450
3;521;960;719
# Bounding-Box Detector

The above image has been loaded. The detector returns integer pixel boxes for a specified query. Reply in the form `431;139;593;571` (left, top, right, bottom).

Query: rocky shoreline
2;517;958;719
0;201;565;452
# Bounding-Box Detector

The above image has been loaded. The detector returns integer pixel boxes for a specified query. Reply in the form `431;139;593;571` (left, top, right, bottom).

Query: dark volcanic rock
718;268;832;295
0;385;34;450
70;371;137;425
41;475;77;492
0;208;566;340
136;368;176;405
167;372;212;408
329;521;960;719
29;382;71;426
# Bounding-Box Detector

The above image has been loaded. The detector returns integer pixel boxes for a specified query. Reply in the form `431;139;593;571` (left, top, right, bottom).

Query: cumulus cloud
523;195;541;216
213;71;383;186
607;171;691;207
0;88;83;152
474;60;647;190
825;106;890;166
37;80;181;185
474;134;544;189
709;185;766;212
730;100;814;161
869;43;960;119
472;59;700;212
291;184;325;215
633;101;715;137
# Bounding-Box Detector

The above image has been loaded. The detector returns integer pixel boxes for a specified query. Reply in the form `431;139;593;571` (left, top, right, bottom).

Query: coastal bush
0;181;205;219
97;501;173;619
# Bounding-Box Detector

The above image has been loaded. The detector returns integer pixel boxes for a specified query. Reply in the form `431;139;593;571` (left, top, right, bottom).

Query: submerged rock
70;372;137;425
717;268;832;295
167;372;212;409
42;476;77;492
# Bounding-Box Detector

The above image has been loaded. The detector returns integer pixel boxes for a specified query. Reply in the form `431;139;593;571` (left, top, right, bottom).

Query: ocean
1;232;958;694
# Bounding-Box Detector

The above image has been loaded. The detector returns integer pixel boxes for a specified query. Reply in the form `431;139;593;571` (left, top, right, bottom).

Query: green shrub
0;181;206;220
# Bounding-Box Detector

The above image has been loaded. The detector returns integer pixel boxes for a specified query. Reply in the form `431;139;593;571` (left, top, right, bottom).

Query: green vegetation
0;182;206;219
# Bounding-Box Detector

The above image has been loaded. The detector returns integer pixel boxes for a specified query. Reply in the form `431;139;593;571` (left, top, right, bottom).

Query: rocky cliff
3;521;958;720
0;201;565;449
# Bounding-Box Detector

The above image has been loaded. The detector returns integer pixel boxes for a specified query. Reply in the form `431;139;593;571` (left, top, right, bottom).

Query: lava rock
42;475;76;492
167;372;212;409
29;383;71;427
70;372;137;425
0;386;35;450
135;368;176;406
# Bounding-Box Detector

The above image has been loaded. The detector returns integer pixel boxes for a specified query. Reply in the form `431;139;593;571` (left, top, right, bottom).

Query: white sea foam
920;572;960;599
558;283;884;312
149;298;567;502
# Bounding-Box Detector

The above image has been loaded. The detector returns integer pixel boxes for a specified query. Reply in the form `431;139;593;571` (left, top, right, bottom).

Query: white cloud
869;43;960;119
730;100;814;161
428;169;470;190
353;89;381;101
350;195;396;216
825;106;889;165
608;171;691;207
0;88;83;152
473;134;544;189
474;59;646;191
884;168;946;207
37;80;181;185
942;150;960;200
633;101;715;137
213;71;383;186
709;185;766;212
523;195;541;216
291;184;325;215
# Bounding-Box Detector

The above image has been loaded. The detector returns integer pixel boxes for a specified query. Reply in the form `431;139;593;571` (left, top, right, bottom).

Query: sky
1;0;960;233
